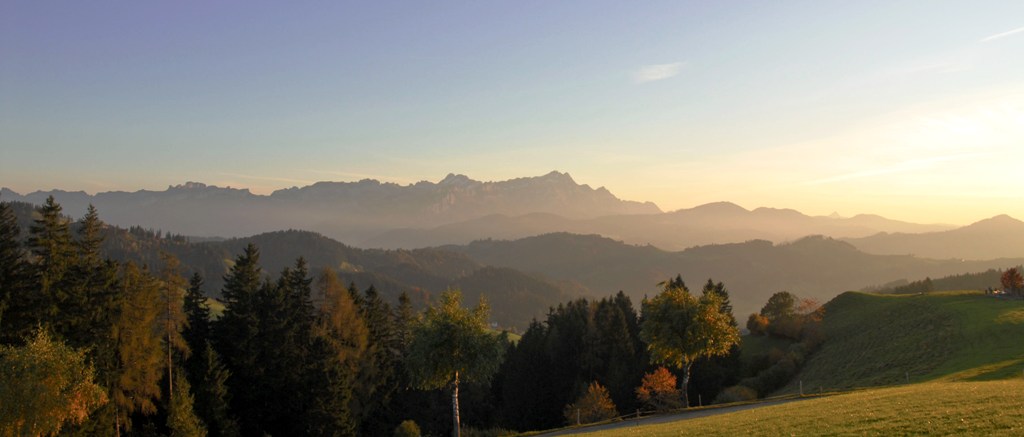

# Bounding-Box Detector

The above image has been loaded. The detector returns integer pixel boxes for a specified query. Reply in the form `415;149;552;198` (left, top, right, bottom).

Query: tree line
2;198;818;436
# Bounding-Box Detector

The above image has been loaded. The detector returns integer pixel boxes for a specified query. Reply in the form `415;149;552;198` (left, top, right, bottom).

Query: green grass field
568;291;1024;436
581;380;1024;436
779;291;1024;392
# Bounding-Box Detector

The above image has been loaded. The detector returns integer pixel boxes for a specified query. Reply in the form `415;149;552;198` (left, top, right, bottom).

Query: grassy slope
573;291;1024;436
583;381;1024;436
783;291;1024;393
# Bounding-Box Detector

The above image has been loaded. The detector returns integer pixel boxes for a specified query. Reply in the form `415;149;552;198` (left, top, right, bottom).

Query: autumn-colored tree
563;381;618;425
159;252;190;403
640;279;740;408
109;263;166;434
0;330;107;436
1002;267;1023;296
746;313;769;336
635;367;682;411
304;268;368;436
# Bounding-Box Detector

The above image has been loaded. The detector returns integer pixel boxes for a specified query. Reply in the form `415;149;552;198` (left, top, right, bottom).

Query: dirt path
536;397;814;436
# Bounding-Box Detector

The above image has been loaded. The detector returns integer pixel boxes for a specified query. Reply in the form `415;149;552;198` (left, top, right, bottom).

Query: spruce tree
214;244;264;436
256;259;316;436
193;344;239;437
353;285;400;433
182;273;211;355
0;200;30;344
26;196;74;329
62;205;120;352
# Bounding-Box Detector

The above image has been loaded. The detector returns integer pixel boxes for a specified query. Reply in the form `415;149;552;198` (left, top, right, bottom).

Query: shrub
563;381;619;425
394;420;421;437
636;367;682;411
714;385;758;404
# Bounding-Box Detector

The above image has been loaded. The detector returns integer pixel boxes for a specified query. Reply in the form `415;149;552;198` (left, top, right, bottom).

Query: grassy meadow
581;380;1024;436
564;290;1024;436
780;290;1024;393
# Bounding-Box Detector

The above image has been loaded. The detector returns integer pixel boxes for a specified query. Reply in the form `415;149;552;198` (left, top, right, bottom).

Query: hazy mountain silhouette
365;201;952;250
845;215;1024;260
443;233;1024;319
2;172;659;243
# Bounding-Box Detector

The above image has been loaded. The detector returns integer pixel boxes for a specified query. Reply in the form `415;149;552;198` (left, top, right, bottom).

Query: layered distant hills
442;233;1024;319
6;171;1024;327
843;215;1024;260
6;171;993;255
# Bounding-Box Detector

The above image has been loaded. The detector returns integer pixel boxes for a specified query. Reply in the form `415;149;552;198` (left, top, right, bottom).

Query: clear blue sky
2;1;1023;224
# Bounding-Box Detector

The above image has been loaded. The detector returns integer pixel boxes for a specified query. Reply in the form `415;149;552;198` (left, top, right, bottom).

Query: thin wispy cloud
805;153;987;185
633;62;683;83
980;26;1024;42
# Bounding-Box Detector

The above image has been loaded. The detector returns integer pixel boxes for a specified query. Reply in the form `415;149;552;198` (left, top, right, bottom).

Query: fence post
905;371;909;384
698;394;702;407
576;408;580;426
799;380;803;396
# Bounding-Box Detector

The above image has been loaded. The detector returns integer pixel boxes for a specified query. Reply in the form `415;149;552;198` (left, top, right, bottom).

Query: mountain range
9;172;1001;257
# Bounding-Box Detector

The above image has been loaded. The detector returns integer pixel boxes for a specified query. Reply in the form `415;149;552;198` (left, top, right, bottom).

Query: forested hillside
6;202;587;330
446;233;1024;319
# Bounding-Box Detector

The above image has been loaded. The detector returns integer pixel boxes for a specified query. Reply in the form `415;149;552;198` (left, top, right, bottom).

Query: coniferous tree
182;273;211;361
66;205;120;348
587;296;643;411
214;244;264;436
305;268;367;436
159;253;190;403
255;258;316;436
167;369;207;437
353;285;400;433
0;200;31;343
108;263;166;435
26;196;74;330
192;344;239;437
496;320;555;431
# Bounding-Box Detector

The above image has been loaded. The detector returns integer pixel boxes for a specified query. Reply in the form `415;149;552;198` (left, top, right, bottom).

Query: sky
2;0;1023;225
